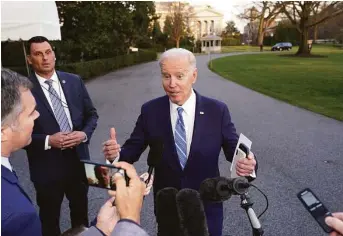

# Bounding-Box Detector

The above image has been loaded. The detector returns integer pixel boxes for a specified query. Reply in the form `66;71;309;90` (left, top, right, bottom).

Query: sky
187;0;255;32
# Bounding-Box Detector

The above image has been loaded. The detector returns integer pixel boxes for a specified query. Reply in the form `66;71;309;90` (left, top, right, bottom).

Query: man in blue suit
24;36;99;236
1;68;42;236
1;68;150;236
103;48;257;236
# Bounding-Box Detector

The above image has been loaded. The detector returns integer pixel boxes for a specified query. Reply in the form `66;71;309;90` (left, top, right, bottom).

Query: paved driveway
11;52;343;236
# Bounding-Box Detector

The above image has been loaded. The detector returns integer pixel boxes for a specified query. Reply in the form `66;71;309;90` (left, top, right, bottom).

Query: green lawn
210;45;343;121
221;45;263;53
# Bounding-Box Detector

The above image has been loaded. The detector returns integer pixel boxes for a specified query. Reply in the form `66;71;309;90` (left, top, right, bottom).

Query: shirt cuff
94;225;106;236
250;170;256;178
118;219;141;228
82;133;88;143
45;135;51;150
106;153;120;164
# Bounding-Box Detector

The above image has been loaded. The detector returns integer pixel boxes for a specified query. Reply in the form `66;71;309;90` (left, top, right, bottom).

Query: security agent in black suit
24;36;99;236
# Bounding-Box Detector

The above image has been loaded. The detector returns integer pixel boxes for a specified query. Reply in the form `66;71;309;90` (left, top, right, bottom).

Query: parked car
271;42;292;51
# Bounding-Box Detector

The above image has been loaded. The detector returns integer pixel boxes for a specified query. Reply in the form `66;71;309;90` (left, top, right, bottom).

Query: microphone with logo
199;177;265;236
156;187;181;236
176;188;209;236
145;139;163;186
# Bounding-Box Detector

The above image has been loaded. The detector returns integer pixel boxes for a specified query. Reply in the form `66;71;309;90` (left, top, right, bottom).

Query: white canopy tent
1;1;61;75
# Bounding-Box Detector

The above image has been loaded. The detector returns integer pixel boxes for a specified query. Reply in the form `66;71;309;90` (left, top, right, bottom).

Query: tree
224;21;240;36
239;2;281;46
162;2;191;48
56;1;156;60
280;1;343;55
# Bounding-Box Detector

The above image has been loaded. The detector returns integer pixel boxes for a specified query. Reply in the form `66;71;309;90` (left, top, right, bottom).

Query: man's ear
192;68;198;84
1;126;11;142
27;55;32;65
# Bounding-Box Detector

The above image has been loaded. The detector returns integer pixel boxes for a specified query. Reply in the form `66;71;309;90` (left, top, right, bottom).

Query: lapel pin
200;111;204;115
62;80;66;84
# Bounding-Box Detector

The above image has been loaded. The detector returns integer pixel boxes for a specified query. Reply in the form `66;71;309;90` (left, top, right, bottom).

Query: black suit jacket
25;71;98;184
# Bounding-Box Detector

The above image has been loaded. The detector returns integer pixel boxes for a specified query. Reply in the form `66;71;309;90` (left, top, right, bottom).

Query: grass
221;45;262;53
210;45;343;121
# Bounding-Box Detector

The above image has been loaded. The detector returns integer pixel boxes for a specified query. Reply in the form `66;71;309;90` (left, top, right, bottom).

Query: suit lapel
1;166;33;203
185;91;205;170
30;73;55;118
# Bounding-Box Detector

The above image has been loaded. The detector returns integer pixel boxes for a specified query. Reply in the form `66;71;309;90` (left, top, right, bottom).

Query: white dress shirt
1;156;13;172
36;72;73;150
170;89;196;158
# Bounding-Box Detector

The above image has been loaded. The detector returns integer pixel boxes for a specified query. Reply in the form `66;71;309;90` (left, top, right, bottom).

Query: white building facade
155;2;224;41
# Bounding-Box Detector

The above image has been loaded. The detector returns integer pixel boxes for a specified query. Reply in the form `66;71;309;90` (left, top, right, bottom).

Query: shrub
8;50;157;79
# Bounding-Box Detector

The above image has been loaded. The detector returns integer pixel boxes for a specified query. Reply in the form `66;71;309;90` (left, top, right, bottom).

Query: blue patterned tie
45;80;71;132
175;107;187;169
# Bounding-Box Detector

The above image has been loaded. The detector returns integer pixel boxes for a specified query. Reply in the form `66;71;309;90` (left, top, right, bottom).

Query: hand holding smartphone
297;188;333;233
81;160;129;190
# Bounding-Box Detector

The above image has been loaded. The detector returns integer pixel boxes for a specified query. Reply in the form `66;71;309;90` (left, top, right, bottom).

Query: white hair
159;48;196;70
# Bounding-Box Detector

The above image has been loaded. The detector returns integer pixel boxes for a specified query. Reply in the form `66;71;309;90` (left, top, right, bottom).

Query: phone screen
83;161;123;190
301;191;318;207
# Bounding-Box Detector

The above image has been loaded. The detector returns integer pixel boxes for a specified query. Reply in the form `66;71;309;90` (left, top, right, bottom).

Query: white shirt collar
1;156;12;172
36;71;58;86
170;89;196;115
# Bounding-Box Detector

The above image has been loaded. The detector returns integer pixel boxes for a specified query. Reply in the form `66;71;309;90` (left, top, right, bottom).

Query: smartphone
297;188;333;233
81;160;129;190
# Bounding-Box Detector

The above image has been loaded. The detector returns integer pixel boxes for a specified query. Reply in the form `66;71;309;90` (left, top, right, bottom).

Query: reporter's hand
236;152;256;177
48;132;69;148
108;162;145;224
140;172;154;196
63;131;86;148
96;197;119;236
103;128;121;161
326;212;343;236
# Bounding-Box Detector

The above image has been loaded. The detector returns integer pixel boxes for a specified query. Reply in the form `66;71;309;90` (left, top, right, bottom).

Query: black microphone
200;177;250;202
146;139;163;185
176;188;209;236
156;188;181;236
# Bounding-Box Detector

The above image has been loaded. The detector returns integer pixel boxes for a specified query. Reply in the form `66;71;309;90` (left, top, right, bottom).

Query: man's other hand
236;152;256;177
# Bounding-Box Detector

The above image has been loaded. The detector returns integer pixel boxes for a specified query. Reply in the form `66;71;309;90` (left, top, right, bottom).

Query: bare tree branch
306;7;343;28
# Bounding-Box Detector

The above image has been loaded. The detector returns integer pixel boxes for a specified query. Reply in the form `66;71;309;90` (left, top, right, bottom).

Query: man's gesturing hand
103;128;121;161
108;162;145;224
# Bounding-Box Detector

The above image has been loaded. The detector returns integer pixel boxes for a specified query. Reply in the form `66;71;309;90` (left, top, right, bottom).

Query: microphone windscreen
231;177;249;195
199;177;232;203
147;139;164;167
176;188;209;236
156;187;181;236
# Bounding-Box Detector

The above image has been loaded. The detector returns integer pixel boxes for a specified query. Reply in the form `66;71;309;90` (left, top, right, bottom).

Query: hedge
8;50;157;80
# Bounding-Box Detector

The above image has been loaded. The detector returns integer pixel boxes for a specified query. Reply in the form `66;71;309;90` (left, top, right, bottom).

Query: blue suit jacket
119;91;241;236
1;166;42;236
25;71;98;184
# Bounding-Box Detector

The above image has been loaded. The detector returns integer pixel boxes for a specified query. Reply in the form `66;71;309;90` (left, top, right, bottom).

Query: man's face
9;89;40;151
96;167;110;186
161;57;197;106
27;41;55;75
